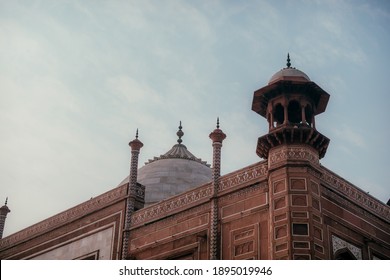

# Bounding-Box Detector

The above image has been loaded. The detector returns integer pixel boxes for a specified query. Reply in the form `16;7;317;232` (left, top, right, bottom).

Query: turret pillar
122;129;143;259
209;118;226;260
0;198;10;239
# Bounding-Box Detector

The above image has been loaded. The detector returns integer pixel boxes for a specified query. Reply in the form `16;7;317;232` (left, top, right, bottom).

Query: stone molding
135;203;211;233
0;185;128;249
218;161;268;193
131;183;213;227
309;167;390;223
322;187;389;227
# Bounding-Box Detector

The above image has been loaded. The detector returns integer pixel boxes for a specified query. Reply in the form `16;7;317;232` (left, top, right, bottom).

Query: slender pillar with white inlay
209;118;226;260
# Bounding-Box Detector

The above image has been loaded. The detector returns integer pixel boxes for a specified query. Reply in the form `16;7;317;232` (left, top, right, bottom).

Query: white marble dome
119;124;212;206
138;154;211;205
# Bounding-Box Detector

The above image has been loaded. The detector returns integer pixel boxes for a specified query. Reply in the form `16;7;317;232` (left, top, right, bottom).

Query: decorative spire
135;128;139;139
177;121;184;144
286;53;291;68
216;117;220;129
0;197;10;239
144;121;210;166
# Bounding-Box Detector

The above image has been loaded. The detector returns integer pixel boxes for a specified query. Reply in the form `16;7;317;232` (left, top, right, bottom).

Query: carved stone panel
332;235;362;260
291;195;308;207
231;224;259;260
273;179;286;194
290;178;306;191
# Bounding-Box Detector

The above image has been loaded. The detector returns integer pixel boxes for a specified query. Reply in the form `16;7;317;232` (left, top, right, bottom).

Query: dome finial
5;197;8;206
286;53;291;68
177;121;184;144
217;117;220;129
135;128;139;139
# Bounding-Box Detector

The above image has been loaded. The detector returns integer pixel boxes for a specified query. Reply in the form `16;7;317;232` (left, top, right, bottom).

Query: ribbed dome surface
147;143;210;166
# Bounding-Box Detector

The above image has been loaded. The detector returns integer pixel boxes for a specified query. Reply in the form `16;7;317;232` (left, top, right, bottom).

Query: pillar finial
129;128;143;151
286;53;291;68
209;118;226;144
0;196;10;239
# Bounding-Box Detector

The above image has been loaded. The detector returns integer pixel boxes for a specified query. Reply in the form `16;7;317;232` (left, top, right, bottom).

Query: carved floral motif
332;235;362;260
218;162;268;192
269;146;319;166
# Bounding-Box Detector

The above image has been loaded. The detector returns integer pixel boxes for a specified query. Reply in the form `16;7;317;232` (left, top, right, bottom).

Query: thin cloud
333;124;366;149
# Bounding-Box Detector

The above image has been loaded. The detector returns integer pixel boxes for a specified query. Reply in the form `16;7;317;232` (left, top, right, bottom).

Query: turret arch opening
273;103;284;128
288;100;301;125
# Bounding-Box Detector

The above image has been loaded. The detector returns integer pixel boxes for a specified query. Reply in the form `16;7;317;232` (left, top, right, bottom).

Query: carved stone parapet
268;144;320;170
131;162;268;228
308;167;390;223
218;161;268;193
131;183;213;227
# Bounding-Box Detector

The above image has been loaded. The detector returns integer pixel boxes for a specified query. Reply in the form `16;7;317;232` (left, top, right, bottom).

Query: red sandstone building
0;57;389;260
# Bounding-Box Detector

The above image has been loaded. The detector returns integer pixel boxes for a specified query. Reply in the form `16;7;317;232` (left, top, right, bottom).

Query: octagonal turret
252;55;330;159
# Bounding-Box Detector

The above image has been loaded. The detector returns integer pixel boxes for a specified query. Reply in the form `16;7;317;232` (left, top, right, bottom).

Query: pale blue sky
0;0;389;236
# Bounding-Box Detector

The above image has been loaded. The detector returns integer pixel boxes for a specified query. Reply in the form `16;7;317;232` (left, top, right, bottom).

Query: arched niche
273;103;284;128
334;248;357;260
287;100;301;125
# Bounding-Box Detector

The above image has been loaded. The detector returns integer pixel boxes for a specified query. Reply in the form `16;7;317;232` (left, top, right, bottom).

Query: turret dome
268;53;310;84
268;67;310;84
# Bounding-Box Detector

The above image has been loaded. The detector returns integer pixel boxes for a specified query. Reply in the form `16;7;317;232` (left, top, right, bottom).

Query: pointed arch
287;100;301;124
334;248;357;260
273;103;284;127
